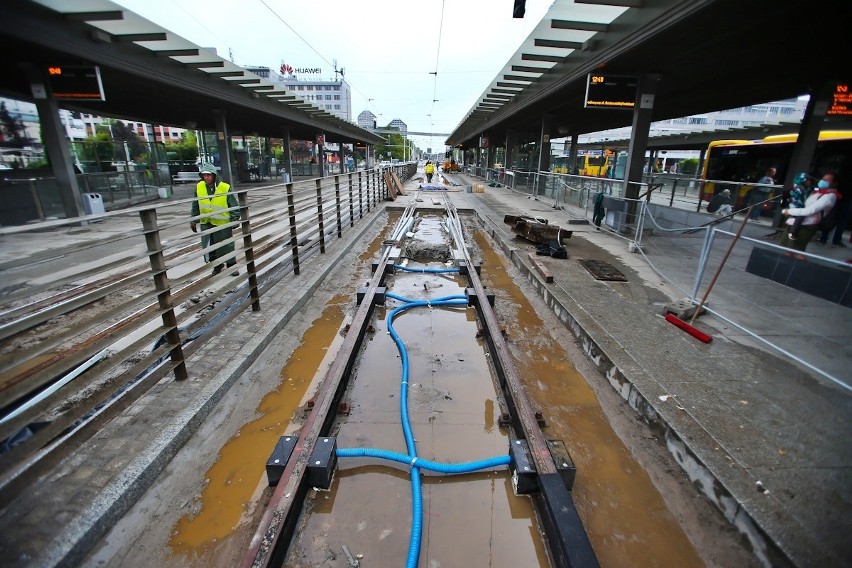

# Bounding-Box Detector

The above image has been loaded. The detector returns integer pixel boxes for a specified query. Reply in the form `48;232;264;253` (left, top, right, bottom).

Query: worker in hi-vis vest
190;163;240;276
424;160;435;183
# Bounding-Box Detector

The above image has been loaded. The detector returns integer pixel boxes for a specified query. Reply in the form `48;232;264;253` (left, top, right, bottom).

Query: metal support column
505;130;517;170
623;74;660;200
281;128;293;181
785;81;833;186
25;65;84;219
212;109;235;185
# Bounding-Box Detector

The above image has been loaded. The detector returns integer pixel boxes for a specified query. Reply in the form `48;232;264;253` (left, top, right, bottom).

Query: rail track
243;193;597;568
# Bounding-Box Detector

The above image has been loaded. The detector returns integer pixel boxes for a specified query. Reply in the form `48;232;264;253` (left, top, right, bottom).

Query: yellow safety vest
196;181;231;225
425;163;434;174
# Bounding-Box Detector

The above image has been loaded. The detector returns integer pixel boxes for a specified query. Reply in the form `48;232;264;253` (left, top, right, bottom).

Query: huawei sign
280;63;294;76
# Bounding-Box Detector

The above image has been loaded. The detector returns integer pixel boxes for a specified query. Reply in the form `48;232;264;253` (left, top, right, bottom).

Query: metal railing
463;167;851;390
0;164;415;503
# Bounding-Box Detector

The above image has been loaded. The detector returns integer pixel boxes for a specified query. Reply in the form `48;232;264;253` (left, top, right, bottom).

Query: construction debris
504;215;572;245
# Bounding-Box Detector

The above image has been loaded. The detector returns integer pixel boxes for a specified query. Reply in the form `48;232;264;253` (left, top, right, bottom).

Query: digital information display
584;74;638;110
47;66;105;101
827;83;851;116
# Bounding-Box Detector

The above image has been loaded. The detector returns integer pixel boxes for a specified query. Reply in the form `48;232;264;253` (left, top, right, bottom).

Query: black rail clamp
465;287;495;308
458;261;481;276
307;436;338;490
371;259;396;275
266;435;299;486
509;438;538;495
357;286;386;306
547;439;576;490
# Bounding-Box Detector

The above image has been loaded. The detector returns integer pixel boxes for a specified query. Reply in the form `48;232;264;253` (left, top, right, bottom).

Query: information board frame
47;65;105;101
584;74;638;110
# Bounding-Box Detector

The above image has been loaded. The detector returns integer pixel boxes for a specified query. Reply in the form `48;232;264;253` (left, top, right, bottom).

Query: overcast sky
112;0;555;151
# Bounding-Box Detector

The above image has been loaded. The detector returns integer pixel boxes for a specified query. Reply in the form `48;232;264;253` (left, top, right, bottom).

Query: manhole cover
579;259;627;281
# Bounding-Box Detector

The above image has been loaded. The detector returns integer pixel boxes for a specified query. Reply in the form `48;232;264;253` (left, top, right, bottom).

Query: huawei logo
280;63;294;76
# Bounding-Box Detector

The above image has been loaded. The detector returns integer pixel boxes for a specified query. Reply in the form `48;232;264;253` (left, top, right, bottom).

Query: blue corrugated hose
334;286;511;568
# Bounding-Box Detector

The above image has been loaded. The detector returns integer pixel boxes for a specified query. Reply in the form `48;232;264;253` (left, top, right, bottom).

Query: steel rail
243;196;596;568
241;200;416;568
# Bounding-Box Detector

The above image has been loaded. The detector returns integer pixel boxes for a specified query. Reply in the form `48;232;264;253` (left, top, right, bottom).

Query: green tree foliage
679;158;699;175
79;131;114;164
164;130;199;162
375;131;406;161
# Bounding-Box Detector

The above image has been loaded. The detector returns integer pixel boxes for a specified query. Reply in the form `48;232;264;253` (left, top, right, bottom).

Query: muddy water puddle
168;296;350;556
286;214;547;567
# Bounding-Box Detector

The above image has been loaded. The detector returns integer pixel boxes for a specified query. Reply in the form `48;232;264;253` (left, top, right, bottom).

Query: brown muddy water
167;238;386;557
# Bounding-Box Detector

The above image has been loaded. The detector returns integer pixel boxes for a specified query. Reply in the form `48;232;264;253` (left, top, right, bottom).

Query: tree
164;130;199;162
290;140;313;162
680;158;699;175
0;101;31;148
375;131;406;161
102;119;146;161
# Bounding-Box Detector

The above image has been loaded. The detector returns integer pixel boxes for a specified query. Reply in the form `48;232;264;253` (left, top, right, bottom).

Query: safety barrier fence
0;163;415;502
464;166;785;218
463;167;850;391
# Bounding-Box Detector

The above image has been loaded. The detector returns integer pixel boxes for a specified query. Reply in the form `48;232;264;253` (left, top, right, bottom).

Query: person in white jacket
779;172;840;251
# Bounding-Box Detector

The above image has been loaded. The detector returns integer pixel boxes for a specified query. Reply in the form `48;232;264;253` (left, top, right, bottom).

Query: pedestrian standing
779;172;840;251
785;172;814;240
748;167;776;220
424;160;435;183
816;188;849;248
190;163;240;276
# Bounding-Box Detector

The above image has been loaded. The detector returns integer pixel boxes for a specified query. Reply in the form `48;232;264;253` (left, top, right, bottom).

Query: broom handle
690;206;753;324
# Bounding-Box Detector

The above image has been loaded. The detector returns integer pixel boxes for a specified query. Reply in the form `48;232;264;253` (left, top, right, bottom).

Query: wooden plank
383;171;397;200
528;252;553;283
390;171;406;196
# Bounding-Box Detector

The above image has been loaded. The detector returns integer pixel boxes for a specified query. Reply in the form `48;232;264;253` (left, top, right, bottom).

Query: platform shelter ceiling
0;0;384;145
448;0;852;149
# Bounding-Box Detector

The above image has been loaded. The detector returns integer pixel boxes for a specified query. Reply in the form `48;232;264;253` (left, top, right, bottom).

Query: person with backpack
706;188;733;216
785;172;815;240
779;172;840;251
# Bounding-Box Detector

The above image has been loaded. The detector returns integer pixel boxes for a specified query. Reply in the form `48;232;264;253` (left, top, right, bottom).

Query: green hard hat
199;163;217;175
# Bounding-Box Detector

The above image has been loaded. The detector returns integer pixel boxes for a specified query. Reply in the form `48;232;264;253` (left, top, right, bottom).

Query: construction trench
80;189;757;568
248;196;594;568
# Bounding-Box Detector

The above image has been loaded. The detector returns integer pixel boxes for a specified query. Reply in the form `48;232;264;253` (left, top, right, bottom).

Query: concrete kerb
471;207;791;568
39;203;389;567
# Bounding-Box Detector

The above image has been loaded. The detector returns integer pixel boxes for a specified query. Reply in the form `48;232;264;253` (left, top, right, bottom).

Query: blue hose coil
335;289;509;568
